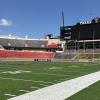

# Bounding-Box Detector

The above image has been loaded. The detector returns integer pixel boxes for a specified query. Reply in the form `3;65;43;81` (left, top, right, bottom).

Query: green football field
0;61;100;100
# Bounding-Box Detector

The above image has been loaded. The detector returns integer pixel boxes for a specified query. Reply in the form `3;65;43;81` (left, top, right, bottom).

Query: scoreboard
60;22;100;40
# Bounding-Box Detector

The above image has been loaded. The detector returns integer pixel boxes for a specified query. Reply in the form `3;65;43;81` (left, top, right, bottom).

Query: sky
0;0;100;38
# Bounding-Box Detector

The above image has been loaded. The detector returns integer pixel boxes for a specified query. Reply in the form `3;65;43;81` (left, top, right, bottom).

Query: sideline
8;71;100;100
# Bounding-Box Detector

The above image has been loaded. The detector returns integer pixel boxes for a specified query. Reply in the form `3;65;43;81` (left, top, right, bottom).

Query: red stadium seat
0;50;55;59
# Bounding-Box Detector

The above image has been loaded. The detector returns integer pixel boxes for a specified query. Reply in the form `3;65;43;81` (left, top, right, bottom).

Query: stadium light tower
62;11;65;27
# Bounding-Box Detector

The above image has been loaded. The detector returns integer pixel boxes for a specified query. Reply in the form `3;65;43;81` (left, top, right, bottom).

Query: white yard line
30;87;39;89
31;72;70;77
0;66;85;76
4;94;16;97
0;67;70;77
0;69;71;77
0;77;52;84
8;71;100;100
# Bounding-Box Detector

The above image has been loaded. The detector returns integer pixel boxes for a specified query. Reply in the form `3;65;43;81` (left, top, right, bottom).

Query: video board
60;23;100;40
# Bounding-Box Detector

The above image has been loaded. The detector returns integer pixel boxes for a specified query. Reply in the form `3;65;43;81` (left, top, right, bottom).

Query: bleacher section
0;50;55;59
26;40;48;47
0;37;48;48
65;49;100;53
0;38;9;46
54;52;75;59
0;49;100;60
55;49;100;60
9;39;25;47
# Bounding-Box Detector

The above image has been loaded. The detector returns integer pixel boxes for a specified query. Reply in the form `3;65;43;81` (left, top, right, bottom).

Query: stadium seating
0;50;55;59
26;40;48;47
0;38;9;46
0;38;48;48
54;52;75;59
9;39;25;47
65;49;100;53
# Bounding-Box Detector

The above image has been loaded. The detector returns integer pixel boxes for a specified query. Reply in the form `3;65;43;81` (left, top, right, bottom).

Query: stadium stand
0;37;48;48
0;38;9;46
26;40;48;47
0;50;55;59
54;52;75;59
9;39;25;47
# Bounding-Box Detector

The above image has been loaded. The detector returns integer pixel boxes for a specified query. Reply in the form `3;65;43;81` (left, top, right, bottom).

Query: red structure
48;43;60;48
0;50;55;59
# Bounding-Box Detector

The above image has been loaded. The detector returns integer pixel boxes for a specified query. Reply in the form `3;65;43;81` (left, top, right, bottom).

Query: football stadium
0;18;100;100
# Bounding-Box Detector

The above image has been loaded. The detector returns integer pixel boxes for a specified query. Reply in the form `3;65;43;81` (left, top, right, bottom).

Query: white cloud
0;18;12;26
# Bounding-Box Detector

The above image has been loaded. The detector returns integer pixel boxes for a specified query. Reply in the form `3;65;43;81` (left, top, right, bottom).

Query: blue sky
0;0;100;38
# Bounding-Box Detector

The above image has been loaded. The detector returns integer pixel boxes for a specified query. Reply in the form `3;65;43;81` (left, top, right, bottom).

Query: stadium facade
0;17;100;61
60;17;100;50
0;34;63;60
59;17;100;60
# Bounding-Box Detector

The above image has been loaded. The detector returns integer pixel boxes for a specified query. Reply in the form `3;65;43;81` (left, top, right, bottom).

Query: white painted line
8;71;100;100
0;77;52;84
68;65;80;68
49;67;63;70
30;87;39;89
4;94;16;97
31;72;70;77
0;68;70;77
1;70;31;74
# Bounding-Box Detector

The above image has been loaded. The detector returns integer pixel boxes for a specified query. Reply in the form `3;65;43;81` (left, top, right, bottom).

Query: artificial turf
0;61;100;100
67;81;100;100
